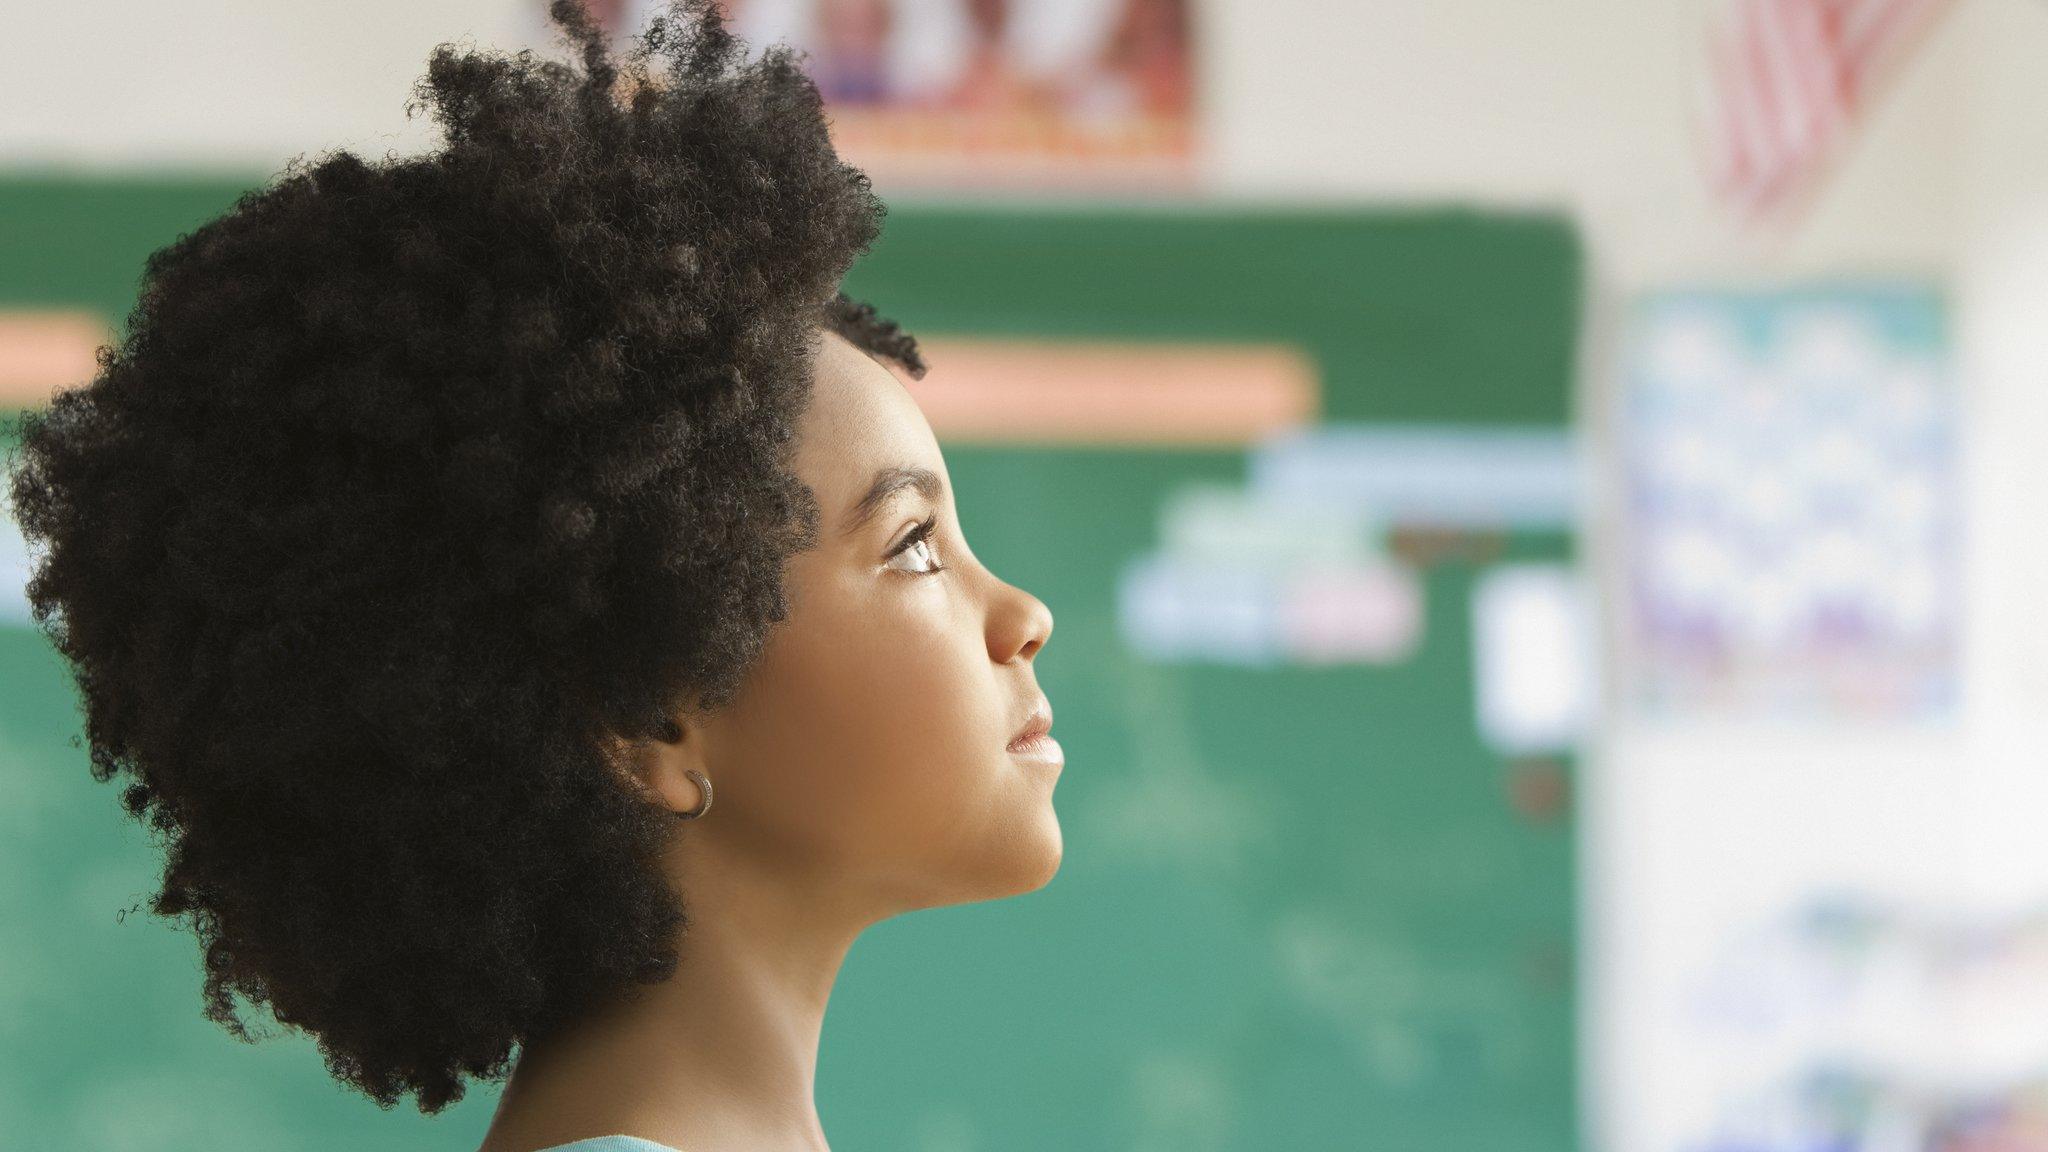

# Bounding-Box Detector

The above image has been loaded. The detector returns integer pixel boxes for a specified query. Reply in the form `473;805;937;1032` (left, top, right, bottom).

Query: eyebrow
841;465;945;537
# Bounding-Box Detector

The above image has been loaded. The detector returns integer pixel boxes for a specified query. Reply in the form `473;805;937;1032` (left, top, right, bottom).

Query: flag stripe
1700;0;1953;218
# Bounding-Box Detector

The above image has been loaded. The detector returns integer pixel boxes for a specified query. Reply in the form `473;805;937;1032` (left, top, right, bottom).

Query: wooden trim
1;319;1323;451
0;310;110;408
901;337;1319;446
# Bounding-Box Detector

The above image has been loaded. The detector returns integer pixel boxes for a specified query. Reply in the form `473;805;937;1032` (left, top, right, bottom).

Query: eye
884;513;946;576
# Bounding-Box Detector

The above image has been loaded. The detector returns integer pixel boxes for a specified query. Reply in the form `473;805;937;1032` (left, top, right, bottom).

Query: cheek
728;577;1003;866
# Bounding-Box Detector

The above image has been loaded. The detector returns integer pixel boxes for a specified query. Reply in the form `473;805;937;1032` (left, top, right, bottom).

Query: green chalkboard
0;178;1580;1152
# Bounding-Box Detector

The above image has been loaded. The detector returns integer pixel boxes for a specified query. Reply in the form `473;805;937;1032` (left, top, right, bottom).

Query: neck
478;829;868;1152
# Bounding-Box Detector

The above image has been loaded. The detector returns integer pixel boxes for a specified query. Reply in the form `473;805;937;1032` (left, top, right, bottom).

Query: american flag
1696;0;1960;219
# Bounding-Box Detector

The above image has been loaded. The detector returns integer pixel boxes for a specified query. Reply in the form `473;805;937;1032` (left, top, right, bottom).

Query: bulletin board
0;180;1582;1152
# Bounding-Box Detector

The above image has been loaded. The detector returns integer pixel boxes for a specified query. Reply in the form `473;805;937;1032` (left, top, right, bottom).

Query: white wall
1956;0;2048;937
1201;0;1978;286
0;1;549;171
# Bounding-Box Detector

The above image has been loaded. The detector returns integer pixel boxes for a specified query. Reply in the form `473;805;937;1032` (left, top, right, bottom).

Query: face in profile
673;328;1060;916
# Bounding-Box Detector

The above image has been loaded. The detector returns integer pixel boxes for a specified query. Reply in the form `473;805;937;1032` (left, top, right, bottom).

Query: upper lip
1009;698;1053;749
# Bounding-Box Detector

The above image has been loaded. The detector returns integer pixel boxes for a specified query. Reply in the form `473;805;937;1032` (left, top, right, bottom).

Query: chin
1027;845;1062;893
920;775;1064;906
1016;812;1064;894
964;814;1063;903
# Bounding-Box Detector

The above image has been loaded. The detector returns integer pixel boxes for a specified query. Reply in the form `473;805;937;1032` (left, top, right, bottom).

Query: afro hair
3;0;924;1116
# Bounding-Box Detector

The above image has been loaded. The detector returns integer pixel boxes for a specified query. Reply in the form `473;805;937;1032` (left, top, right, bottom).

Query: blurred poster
1678;892;2048;1152
1;308;110;629
1116;479;1421;669
1619;285;1960;722
1472;564;1594;757
604;0;1196;190
1;493;29;627
1117;425;1581;671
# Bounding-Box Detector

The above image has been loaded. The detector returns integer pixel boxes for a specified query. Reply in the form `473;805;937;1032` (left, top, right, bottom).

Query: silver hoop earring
676;768;713;820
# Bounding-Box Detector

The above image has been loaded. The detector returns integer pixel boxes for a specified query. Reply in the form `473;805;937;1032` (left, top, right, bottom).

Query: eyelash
884;513;946;576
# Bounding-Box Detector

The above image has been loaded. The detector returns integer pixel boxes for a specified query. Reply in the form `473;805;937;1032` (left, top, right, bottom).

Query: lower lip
1007;733;1064;766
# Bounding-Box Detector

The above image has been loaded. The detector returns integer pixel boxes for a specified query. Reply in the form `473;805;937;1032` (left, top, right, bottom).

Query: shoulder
530;1137;684;1152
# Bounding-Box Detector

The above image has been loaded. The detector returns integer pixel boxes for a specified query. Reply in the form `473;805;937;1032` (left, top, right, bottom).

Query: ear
603;712;711;818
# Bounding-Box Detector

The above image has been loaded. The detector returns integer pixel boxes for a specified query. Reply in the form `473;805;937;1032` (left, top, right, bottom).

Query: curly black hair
2;0;925;1116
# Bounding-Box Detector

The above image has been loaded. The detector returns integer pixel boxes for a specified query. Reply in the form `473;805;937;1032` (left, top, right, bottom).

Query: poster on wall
582;0;1196;191
1675;891;2048;1152
1618;284;1960;723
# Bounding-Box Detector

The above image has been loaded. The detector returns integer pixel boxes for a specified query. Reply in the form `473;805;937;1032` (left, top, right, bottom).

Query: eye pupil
892;523;941;573
884;513;946;575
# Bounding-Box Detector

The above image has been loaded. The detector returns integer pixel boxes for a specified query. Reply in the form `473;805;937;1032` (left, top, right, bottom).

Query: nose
990;578;1053;664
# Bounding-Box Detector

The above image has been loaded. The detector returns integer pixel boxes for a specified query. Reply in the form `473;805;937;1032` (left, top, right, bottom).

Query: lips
1008;697;1053;753
1007;731;1063;766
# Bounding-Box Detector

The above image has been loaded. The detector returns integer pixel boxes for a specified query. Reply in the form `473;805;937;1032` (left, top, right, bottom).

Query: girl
3;2;1061;1149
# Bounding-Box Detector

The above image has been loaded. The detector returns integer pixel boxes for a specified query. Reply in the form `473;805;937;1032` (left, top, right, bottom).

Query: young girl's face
682;328;1060;911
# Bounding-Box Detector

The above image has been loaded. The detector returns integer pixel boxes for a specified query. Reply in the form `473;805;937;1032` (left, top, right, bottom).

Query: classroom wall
3;0;2001;281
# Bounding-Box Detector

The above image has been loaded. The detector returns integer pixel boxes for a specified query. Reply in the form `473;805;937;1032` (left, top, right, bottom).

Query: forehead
798;328;943;505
